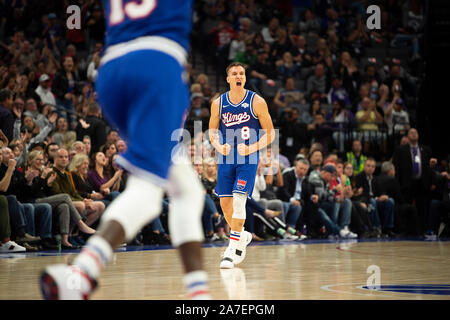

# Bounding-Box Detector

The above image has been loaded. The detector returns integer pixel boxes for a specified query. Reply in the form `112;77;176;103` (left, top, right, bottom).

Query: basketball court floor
1;238;449;300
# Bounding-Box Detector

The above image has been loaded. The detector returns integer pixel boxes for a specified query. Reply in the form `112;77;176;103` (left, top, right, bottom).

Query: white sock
183;270;211;300
72;235;113;279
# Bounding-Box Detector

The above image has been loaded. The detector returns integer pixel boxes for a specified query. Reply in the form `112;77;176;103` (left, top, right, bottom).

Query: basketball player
39;0;211;300
209;62;275;269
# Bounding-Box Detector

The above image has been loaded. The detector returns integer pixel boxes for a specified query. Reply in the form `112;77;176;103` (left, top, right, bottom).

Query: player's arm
208;97;230;155
241;94;275;155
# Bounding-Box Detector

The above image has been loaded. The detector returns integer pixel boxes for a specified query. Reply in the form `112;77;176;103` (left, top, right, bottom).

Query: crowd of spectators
0;0;449;252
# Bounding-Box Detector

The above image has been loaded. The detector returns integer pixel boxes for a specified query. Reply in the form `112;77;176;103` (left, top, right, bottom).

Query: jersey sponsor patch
236;179;247;190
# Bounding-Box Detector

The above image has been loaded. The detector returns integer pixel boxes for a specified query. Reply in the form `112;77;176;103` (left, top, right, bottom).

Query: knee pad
101;175;164;241
232;192;247;219
166;161;205;247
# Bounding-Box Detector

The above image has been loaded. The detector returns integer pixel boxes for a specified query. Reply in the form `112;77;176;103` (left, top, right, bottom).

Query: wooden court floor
1;239;449;300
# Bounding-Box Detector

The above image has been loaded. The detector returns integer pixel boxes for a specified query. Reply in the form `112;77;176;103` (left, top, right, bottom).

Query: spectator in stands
355;157;396;237
301;98;325;125
309;164;358;238
75;101;107;154
100;142;118;163
346;16;369;58
0;147;57;250
290;34;313;67
25;150;96;249
306;63;328;101
327;75;351;106
51;148;105;227
277;158;311;233
70;141;86;158
105;129;119;146
23;98;50;131
392;128;435;234
234;40;257;66
335;51;360;103
275;51;300;80
261;17;280;44
346;139;367;176
69;153;114;209
52;55;79;129
115;138;127;154
312;38;332;68
34;74;56;107
343;161;376;238
271;28;293;62
298;8;321;35
326;98;355;154
0;88;15;142
105;153;127;193
44;142;59;166
87;151;122;201
273;77;305;112
51;116;71;147
248;48;276;94
82;135;92;156
228;30;246;63
277;107;308;164
307;112;334;156
308;149;323;174
355;96;385;153
384;96;410;141
378;161;421;237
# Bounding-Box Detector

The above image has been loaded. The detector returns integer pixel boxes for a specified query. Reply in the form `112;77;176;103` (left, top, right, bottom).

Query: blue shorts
96;50;189;185
214;163;258;199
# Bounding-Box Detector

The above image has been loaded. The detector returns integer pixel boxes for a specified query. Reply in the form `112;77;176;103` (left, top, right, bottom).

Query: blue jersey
218;89;261;165
101;0;192;51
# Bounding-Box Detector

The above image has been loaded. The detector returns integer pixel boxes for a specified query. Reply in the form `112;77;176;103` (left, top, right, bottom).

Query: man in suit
392;128;436;234
355;157;396;237
377;162;421;236
277;158;311;232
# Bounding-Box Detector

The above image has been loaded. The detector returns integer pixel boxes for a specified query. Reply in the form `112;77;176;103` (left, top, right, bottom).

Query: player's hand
220;143;231;156
311;194;319;203
237;143;255;156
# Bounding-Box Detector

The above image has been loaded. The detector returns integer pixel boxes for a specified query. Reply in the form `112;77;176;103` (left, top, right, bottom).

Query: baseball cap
39;74;50;82
321;164;337;174
48;13;57;19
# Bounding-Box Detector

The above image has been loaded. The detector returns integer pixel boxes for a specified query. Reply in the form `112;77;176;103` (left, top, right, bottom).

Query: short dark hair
0;88;13;103
226;62;247;75
45;142;59;155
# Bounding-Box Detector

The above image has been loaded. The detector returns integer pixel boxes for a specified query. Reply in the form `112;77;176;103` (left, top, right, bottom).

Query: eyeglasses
35;158;44;162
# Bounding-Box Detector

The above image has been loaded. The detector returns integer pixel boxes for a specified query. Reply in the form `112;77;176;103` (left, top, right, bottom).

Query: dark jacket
392;143;433;192
376;174;406;204
0;104;16;142
75;115;107;154
278;167;315;206
354;171;384;203
51;70;80;101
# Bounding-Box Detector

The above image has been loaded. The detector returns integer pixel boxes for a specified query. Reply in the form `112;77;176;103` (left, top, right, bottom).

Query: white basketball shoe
40;264;97;300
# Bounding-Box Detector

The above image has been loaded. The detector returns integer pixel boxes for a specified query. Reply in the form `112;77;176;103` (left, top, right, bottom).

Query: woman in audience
70;153;119;208
26;150;96;249
88;152;122;197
